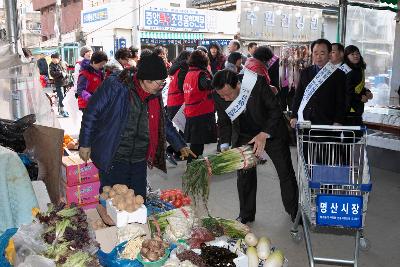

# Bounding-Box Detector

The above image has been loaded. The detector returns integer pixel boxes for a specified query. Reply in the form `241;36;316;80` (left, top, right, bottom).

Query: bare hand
290;118;297;129
179;147;197;160
248;132;268;157
361;95;368;103
79;147;91;163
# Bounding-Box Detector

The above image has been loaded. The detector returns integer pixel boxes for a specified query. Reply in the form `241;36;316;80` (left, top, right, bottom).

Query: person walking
344;45;373;126
212;69;298;223
49;53;69;117
73;46;93;96
208;42;226;75
77;51;108;112
183;50;217;163
79;54;195;200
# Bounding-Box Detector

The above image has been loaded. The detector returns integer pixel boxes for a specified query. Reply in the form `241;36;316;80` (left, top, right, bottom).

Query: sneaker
61;111;69;117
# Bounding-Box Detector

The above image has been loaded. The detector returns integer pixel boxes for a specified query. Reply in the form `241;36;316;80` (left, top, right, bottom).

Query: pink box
62;156;99;186
63;181;100;206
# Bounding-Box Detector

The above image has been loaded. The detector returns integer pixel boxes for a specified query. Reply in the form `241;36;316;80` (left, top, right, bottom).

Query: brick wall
33;0;82;40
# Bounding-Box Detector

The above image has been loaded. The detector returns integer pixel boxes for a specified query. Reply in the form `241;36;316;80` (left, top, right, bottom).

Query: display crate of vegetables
10;203;100;267
183;145;257;204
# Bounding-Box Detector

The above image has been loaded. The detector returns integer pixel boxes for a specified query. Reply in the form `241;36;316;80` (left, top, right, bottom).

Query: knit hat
228;52;242;64
80;46;93;57
137;54;168;80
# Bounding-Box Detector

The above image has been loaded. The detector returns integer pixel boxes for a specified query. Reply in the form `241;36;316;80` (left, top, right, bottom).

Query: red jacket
183;68;214;118
78;69;103;109
167;69;184;107
244;57;271;84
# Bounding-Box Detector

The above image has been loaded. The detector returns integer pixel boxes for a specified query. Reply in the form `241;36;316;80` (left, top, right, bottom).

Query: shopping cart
290;121;372;267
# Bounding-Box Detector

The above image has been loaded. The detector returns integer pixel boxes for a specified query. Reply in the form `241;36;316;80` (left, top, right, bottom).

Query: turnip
245;232;258;247
263;249;284;267
247;246;259;267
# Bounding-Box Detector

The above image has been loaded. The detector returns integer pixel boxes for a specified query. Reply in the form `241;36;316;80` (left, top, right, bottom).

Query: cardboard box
61;180;100;206
86;208;150;253
106;199;147;228
62;155;99;186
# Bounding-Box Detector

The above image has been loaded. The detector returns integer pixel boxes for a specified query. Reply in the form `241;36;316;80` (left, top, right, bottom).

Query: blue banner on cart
316;195;363;228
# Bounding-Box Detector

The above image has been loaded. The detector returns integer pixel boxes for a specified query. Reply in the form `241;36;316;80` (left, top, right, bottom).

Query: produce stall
1;147;288;267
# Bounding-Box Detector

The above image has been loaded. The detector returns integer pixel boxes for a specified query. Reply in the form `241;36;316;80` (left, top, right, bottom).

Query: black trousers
55;86;64;108
237;137;298;220
187;143;204;164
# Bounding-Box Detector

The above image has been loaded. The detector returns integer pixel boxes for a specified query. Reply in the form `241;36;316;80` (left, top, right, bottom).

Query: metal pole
338;0;348;44
4;0;18;54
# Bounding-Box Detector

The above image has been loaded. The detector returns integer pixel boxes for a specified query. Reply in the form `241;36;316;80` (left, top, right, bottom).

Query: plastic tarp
0;146;38;234
0;42;60;128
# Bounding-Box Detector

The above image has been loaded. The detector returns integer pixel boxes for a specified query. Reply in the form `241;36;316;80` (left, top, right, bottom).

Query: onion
245;232;258;247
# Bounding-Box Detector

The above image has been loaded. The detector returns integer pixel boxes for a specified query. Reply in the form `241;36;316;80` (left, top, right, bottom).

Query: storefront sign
142;7;218;33
82;8;108;24
240;2;322;42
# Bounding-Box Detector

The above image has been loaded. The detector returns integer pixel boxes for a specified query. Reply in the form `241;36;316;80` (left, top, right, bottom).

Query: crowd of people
34;39;371;225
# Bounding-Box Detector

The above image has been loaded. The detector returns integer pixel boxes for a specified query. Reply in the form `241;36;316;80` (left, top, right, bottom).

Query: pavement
59;115;400;267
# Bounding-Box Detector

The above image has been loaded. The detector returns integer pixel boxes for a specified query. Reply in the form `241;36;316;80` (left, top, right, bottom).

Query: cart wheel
290;230;302;243
359;237;370;251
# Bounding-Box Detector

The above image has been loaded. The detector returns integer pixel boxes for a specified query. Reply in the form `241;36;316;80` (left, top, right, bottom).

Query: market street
57;114;400;267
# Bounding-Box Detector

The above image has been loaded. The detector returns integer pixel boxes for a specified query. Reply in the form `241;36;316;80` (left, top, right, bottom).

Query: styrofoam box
106;199;147;227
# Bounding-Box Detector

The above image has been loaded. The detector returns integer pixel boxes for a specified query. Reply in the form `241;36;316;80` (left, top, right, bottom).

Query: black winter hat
137;54;168;80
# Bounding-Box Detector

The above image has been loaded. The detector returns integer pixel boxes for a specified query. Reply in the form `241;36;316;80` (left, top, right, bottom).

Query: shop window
346;6;396;107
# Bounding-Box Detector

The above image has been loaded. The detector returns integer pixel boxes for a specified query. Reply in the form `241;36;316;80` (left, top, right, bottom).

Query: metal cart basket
291;122;372;267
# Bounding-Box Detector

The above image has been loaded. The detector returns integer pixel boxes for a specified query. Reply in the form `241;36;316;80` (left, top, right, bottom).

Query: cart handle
297;121;366;131
309;181;372;192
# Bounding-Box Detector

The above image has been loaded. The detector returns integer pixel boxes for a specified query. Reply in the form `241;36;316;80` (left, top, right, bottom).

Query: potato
102;186;112;193
112;198;121;207
125;203;136;212
135;195;144;205
125;197;134;206
117;202;126;211
108;189;116;198
100;192;109;200
126;189;135;197
112;184;121;191
141;247;149;255
142;239;151;248
119;184;129;194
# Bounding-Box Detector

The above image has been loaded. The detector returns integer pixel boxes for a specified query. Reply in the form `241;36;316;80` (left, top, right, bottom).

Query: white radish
263;249;285;267
257;237;271;260
245;232;259;247
247;246;259;267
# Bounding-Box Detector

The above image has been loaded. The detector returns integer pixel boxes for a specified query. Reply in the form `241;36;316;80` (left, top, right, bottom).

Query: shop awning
140;31;205;40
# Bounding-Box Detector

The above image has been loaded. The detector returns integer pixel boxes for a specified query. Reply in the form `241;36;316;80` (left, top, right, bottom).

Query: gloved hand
81;90;92;102
179;147;197;160
79;147;91;163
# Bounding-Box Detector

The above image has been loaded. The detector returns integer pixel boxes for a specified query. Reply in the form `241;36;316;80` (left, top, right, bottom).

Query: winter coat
104;58;124;78
291;65;347;125
76;59;104;109
244;57;271;84
49;61;68;87
346;67;369;116
209;55;226;75
37;58;48;76
215;75;288;147
79;74;186;172
167;61;189;107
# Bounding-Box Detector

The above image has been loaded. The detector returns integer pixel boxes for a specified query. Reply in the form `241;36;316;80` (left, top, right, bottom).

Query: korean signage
142;7;218;33
82;8;108;24
240;1;322;42
316;195;363;228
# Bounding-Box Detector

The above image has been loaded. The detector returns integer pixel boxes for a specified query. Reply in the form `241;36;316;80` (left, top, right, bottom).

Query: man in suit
212;69;299;224
290;39;347;127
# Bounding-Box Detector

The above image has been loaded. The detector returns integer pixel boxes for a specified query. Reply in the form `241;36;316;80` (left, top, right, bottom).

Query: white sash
339;63;352;74
298;62;337;122
225;68;258;121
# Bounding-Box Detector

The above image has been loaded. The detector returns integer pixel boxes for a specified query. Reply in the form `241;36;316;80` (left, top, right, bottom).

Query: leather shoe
236;216;255;224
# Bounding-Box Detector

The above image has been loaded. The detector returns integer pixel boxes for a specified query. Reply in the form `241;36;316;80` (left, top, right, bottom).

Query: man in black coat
212;69;299;224
290;39;347;126
37;53;49;77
